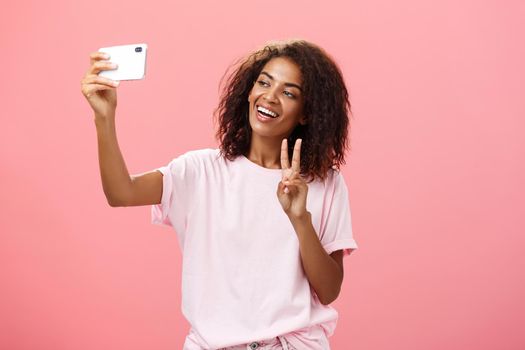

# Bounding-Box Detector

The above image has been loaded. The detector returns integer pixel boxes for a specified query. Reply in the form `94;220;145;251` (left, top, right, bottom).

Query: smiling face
247;57;306;139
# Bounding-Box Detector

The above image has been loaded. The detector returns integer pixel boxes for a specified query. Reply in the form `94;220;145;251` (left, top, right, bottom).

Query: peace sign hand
277;138;309;219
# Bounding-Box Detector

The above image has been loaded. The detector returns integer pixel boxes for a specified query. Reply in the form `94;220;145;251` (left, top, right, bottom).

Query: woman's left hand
277;138;309;219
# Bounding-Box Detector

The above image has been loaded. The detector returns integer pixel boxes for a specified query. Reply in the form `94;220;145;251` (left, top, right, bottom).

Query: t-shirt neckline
239;154;283;174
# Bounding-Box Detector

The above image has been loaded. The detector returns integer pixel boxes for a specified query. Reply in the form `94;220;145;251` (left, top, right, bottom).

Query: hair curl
214;39;351;182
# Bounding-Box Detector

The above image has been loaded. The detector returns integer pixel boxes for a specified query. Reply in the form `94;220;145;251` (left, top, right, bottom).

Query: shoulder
164;148;221;171
311;167;348;196
310;167;344;187
182;148;220;158
178;148;221;163
176;148;227;173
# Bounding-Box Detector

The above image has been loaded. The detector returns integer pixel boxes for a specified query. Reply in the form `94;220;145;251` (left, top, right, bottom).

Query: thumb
278;180;290;194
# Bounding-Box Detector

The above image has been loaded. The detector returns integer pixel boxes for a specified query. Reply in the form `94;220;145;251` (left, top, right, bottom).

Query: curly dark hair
214;39;352;182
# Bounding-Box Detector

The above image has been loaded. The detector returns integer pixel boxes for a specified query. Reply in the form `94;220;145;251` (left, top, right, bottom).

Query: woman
81;39;358;350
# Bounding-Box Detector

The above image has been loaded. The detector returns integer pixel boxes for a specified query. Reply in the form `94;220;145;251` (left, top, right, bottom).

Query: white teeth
257;106;278;118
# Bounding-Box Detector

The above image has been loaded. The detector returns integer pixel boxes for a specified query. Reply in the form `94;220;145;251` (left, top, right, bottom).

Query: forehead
260;57;303;84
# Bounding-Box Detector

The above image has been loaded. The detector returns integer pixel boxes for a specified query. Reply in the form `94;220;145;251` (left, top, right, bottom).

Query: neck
246;134;284;169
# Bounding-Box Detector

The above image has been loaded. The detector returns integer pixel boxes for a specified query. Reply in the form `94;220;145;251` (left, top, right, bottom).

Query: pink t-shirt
151;148;358;349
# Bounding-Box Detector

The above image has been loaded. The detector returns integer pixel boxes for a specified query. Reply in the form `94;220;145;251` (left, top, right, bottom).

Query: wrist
288;210;311;225
94;111;115;122
94;114;116;130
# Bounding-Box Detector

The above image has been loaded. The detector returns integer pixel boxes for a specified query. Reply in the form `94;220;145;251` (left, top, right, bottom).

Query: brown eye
257;80;269;86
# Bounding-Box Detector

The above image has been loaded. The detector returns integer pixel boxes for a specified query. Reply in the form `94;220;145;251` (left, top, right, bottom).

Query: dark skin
247;57;345;304
81;52;345;302
277;138;345;304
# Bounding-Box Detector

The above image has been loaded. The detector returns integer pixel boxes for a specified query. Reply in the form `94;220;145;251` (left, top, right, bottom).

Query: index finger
281;138;290;169
291;139;302;172
90;51;110;64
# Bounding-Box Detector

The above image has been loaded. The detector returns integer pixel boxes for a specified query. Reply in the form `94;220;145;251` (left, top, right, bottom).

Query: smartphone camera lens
135;47;142;53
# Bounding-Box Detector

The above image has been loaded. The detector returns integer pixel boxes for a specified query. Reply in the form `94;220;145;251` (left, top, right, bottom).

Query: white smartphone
98;43;148;81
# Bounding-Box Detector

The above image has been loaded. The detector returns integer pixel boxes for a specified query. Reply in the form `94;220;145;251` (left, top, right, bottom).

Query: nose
263;87;278;103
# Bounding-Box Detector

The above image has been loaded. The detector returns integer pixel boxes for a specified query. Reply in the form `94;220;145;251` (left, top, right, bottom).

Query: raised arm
94;119;164;207
81;51;163;207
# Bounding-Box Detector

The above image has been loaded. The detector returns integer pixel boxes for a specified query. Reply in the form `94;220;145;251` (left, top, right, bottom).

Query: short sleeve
151;152;197;229
320;171;358;258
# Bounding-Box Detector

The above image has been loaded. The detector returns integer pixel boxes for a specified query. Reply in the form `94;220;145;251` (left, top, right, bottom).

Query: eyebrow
260;71;303;92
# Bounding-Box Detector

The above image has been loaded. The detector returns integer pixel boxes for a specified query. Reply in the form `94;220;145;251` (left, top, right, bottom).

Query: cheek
283;102;303;119
249;83;263;95
248;90;259;104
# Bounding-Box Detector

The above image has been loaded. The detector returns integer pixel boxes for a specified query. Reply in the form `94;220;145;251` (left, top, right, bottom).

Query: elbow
318;287;341;306
104;189;133;207
319;296;336;306
107;196;127;207
107;199;120;207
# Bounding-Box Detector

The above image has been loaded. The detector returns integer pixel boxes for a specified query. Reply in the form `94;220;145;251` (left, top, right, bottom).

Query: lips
256;104;280;118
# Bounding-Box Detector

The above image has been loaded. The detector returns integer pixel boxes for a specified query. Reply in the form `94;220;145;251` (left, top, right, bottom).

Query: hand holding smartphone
98;43;148;81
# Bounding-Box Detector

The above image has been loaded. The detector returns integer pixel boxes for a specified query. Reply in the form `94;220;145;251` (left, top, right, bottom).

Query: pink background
1;0;524;349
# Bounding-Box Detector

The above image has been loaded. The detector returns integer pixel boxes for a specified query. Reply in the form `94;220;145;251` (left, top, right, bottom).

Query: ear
298;115;307;125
